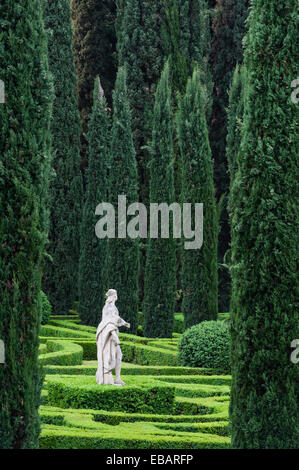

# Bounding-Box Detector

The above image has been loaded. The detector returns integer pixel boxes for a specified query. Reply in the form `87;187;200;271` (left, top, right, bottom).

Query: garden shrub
47;376;175;414
40;291;52;325
178;321;231;372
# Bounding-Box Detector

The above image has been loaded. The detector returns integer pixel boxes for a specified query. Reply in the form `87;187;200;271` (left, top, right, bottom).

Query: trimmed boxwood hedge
39;425;230;449
53;339;178;365
43;363;228;376
178;321;231;372
47;376;175;414
40;324;93;339
39;340;83;366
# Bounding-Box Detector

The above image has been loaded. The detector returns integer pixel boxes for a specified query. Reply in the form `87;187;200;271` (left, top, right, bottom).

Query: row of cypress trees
41;0;250;321
80;62;218;337
76;0;219;335
70;0;233;314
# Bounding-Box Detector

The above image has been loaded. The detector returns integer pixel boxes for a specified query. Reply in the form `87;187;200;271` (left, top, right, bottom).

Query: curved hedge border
39;340;83;366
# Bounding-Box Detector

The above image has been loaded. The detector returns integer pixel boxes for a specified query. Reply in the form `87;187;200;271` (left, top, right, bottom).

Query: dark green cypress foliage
209;0;249;313
116;0;166;307
162;0;213;314
117;0;165;206
143;63;177;338
43;0;83;315
71;0;117;167
229;0;299;448
162;0;189;98
177;69;218;329
226;64;246;182
0;0;53;448
177;0;213;106
107;67;139;334
78;78;110;326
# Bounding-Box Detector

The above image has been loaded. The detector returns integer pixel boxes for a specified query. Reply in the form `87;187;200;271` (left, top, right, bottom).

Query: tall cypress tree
177;69;218;329
230;0;299;448
71;0;117;166
43;0;83;315
162;0;213;313
143;63;176;338
116;0;166;306
78;78;110;326
209;0;249;312
107;67;139;334
0;0;53;448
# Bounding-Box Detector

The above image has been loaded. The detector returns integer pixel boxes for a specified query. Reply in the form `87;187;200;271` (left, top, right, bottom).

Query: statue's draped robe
96;318;118;384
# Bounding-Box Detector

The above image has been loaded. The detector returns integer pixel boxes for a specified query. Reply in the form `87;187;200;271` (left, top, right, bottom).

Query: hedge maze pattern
39;314;231;449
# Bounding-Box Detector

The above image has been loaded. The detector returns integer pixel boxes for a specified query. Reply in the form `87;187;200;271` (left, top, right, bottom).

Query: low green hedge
178;321;231;372
57;339;178;365
39;425;230;449
121;342;178;366
40;403;228;425
41;414;66;426
43;363;227;376
47;376;175;414
40;325;93;339
39;341;83;366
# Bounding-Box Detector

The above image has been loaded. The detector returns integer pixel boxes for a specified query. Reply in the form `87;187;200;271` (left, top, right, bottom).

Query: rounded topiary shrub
178;321;231;372
40;291;52;325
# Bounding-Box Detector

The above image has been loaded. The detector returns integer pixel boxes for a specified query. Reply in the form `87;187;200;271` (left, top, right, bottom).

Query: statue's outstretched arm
117;317;130;329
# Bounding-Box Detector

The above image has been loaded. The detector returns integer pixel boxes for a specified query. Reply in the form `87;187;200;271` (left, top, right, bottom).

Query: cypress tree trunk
107;67;139;334
71;0;117;167
143;63;176;338
229;0;299;448
209;0;249;313
177;69;218;329
43;0;83;315
78;78;110;326
0;0;53;448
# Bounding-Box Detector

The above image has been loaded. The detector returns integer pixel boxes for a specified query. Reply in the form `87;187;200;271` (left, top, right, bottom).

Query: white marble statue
96;289;130;386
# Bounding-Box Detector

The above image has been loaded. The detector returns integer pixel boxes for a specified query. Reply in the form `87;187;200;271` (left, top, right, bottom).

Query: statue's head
105;289;117;303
